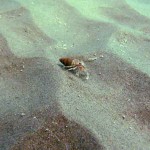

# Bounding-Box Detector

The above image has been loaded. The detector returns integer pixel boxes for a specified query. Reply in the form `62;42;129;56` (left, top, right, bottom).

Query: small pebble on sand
88;57;97;61
122;115;125;119
21;113;25;116
100;55;104;58
45;128;50;131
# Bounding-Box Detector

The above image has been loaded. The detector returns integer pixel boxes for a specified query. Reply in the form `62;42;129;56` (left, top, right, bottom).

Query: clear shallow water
126;0;150;18
0;0;150;150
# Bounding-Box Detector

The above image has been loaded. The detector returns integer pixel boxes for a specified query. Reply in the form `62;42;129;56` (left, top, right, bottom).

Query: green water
1;0;149;74
0;1;150;150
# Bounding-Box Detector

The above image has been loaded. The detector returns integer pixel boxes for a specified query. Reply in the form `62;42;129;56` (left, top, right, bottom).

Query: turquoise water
1;0;150;74
0;0;150;150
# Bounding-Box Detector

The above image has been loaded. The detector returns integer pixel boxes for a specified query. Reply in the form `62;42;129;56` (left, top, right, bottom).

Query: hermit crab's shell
59;57;73;66
59;57;84;66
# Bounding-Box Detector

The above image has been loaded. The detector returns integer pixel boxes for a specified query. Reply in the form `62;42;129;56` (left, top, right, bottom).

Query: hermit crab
59;57;89;80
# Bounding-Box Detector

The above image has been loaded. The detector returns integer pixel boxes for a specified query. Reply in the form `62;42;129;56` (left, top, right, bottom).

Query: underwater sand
0;0;150;149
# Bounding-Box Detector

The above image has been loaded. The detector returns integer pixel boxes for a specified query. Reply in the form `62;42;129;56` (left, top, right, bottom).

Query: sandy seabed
0;0;150;150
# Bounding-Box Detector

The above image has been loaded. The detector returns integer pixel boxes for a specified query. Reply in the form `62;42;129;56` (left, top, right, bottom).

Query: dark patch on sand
0;1;55;55
44;0;116;52
0;34;12;56
120;68;150;130
0;55;62;149
0;37;62;149
85;52;150;130
5;7;55;45
0;106;60;150
11;113;104;150
100;1;150;29
124;106;150;131
87;51;150;93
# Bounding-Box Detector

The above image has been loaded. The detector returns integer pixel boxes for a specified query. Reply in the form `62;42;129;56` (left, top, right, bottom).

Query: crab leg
63;66;74;69
67;66;78;71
